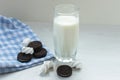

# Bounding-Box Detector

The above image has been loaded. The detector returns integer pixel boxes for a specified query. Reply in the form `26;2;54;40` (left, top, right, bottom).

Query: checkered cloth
0;15;54;74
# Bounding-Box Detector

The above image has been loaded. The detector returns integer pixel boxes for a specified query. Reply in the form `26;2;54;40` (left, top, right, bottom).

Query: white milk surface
54;16;79;62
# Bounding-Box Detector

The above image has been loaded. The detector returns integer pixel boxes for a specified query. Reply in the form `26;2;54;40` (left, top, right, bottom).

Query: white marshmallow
22;47;34;54
40;61;54;75
22;38;31;47
70;61;81;69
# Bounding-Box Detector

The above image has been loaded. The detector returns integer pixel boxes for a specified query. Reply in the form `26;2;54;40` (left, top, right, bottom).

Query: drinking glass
53;4;79;62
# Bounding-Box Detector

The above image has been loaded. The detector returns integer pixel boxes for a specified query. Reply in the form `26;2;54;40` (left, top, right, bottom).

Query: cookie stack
28;41;47;58
17;38;47;63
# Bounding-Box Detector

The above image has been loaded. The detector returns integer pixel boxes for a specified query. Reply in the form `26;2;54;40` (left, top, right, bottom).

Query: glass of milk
53;4;79;62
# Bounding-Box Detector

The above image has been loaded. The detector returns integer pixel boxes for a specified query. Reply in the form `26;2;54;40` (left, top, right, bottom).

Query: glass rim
55;4;79;14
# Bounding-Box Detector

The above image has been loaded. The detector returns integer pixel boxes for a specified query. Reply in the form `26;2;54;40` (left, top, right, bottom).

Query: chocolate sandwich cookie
28;41;42;53
17;52;32;62
33;48;47;58
57;65;72;77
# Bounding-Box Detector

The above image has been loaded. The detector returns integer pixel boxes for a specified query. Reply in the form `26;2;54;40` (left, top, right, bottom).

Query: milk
54;16;79;62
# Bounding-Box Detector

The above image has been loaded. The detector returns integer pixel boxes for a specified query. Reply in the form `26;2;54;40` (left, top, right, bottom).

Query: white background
0;1;120;80
0;0;120;25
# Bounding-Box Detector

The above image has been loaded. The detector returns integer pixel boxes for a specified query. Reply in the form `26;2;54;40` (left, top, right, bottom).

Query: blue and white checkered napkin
0;15;54;74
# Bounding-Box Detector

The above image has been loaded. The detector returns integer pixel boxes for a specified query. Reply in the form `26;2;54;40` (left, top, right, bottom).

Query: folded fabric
0;15;54;74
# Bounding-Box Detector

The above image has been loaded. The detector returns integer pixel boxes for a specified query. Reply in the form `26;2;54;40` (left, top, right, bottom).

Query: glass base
55;56;75;63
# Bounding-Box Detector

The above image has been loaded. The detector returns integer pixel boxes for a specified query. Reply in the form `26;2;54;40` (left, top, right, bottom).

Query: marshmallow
40;61;54;75
70;61;82;69
22;47;34;54
22;38;31;47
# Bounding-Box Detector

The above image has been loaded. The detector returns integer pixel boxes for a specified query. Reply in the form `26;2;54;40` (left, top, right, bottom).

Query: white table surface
0;22;120;80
